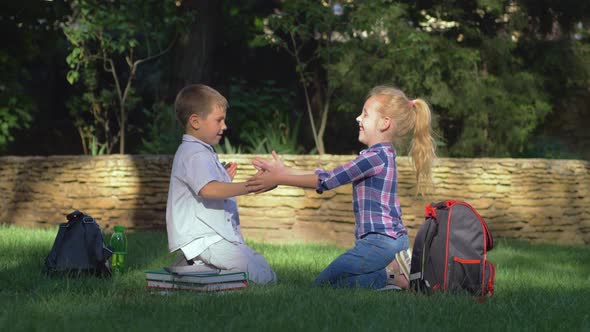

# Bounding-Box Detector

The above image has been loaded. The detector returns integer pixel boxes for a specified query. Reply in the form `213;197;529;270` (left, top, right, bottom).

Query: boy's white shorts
198;240;277;285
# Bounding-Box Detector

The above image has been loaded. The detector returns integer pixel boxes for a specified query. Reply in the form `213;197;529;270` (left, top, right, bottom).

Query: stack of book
145;265;248;293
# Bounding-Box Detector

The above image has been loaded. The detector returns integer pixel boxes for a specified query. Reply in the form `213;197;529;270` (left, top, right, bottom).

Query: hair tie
409;99;415;107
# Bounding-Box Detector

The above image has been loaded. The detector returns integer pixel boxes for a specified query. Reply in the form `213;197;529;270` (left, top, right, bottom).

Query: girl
246;85;436;289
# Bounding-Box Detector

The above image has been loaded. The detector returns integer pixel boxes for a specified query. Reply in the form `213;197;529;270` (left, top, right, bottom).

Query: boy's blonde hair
368;85;436;195
174;84;228;127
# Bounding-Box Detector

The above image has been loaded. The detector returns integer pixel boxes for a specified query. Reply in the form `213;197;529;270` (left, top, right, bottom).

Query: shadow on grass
0;229;175;293
3;230;589;291
1;230;588;286
125;230;172;269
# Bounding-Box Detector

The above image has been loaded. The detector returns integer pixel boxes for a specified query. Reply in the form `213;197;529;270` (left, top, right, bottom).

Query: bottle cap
114;225;125;232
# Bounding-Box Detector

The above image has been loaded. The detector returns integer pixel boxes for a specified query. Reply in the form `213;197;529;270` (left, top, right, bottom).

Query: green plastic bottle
110;225;127;273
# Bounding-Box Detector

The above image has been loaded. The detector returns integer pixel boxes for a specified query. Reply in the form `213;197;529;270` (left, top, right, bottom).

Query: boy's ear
188;114;201;130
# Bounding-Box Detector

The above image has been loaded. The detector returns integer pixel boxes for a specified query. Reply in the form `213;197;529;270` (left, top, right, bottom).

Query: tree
166;0;222;97
259;0;559;157
516;0;590;159
256;0;361;154
63;0;190;154
0;1;68;152
410;0;558;156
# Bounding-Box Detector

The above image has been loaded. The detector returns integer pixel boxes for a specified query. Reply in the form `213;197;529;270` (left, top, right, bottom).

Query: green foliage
227;80;294;134
214;137;243;155
226;80;302;154
254;0;363;154
242;111;305;154
2;0;589;158
400;0;585;157
62;0;191;154
89;132;107;156
341;1;553;157
0;97;33;151
253;0;573;157
65;83;136;155
63;1;186;84
522;136;586;159
449;73;551;157
518;27;590;159
139;102;183;155
0;2;57;152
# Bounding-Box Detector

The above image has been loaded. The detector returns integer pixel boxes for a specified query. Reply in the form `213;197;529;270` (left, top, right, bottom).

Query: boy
166;84;276;285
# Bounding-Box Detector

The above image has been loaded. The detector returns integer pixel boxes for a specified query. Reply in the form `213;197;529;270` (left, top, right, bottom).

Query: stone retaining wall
1;155;588;247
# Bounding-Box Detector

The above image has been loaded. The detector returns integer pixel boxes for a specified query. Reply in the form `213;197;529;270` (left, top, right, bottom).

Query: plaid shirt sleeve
315;150;385;193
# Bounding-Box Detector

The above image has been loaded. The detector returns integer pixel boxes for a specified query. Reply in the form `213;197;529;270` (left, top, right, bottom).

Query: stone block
1;155;589;247
270;187;306;197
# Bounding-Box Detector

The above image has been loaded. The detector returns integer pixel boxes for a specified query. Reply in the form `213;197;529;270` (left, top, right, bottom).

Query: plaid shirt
315;143;407;240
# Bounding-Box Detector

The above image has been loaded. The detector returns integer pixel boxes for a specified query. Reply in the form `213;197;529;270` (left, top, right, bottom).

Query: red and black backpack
409;200;495;297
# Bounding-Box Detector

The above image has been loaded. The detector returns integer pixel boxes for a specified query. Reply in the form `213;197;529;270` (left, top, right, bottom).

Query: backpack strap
43;222;69;272
413;212;439;281
82;215;99;261
81;215;112;276
421;218;438;270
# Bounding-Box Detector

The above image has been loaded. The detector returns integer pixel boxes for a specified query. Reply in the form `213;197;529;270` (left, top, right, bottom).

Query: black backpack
409;200;495;297
43;210;112;277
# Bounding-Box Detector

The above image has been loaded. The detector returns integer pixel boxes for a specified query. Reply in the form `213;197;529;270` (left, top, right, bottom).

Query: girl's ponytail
368;86;436;195
409;99;436;196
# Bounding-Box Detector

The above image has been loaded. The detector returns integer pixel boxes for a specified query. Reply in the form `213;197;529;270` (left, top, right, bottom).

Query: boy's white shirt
166;135;245;260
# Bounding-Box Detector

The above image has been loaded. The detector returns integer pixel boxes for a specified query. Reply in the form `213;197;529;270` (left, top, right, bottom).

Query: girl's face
356;96;388;147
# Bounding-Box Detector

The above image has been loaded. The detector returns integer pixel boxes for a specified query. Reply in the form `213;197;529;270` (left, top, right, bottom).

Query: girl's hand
224;162;238;181
252;150;285;173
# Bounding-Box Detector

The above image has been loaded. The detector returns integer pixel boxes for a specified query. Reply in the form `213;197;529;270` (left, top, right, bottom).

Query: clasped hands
245;151;285;194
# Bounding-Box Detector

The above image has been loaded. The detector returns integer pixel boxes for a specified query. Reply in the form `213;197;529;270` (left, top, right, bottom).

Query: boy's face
190;106;227;146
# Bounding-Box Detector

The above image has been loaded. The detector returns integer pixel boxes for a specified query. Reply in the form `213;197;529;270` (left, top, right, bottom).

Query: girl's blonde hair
368;85;436;195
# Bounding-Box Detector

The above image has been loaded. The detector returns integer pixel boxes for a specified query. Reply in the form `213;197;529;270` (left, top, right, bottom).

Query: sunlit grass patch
0;225;588;331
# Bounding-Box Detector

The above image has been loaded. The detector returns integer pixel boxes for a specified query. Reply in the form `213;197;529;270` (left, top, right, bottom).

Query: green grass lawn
1;225;589;331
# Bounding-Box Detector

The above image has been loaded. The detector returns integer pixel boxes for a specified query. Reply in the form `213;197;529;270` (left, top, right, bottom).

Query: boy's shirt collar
182;134;215;153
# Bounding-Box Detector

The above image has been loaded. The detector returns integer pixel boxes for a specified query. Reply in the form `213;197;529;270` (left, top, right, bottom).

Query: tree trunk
167;0;221;97
119;105;125;154
311;74;327;154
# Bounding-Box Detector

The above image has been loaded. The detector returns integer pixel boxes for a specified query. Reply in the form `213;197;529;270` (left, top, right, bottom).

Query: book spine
145;272;248;284
146;280;248;292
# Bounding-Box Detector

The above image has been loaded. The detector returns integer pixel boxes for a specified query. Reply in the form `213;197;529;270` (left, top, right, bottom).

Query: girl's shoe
377;284;402;291
395;248;412;281
384;248;412;290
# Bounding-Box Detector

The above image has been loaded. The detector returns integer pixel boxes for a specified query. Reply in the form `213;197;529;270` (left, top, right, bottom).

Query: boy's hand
246;171;278;194
223;161;238;181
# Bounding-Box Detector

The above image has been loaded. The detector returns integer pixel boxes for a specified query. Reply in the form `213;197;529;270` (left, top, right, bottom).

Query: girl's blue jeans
313;233;409;289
